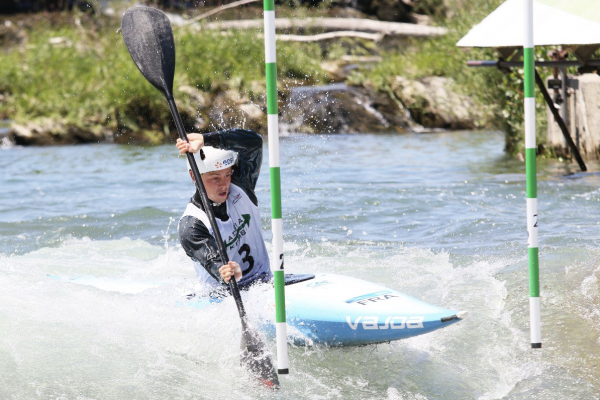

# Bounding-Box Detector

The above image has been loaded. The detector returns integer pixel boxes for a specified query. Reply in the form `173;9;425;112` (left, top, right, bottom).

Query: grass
0;10;327;142
176;29;326;95
0;3;571;153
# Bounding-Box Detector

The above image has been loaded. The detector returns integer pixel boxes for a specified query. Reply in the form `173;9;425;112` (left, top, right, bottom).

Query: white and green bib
182;183;271;288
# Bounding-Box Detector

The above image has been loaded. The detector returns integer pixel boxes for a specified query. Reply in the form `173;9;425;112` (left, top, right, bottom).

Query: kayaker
176;129;272;293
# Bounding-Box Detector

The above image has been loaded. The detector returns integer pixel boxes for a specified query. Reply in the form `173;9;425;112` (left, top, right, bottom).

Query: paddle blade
240;324;280;389
121;6;175;96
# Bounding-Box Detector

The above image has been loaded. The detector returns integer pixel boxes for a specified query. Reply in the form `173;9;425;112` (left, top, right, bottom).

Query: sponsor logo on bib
231;193;242;204
223;214;251;250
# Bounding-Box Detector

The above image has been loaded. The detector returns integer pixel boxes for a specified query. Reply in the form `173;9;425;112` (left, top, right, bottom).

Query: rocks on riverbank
10;118;111;146
7;77;489;145
280;83;412;134
391;76;490;130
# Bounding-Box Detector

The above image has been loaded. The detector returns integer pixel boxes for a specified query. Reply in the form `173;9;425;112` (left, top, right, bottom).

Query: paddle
120;6;279;388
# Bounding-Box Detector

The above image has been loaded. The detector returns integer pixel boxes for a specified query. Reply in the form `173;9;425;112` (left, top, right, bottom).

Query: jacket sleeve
178;215;224;283
202;129;262;206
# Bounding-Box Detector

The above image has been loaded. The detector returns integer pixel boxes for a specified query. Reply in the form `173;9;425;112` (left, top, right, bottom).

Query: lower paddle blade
121;6;175;96
240;326;280;389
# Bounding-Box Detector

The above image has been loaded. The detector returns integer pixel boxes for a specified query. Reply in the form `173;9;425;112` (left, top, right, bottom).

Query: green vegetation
176;29;325;94
0;12;326;143
0;2;573;154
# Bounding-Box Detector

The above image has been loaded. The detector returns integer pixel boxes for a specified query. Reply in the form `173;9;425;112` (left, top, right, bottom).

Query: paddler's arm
178;216;242;284
202;129;262;206
178;215;226;284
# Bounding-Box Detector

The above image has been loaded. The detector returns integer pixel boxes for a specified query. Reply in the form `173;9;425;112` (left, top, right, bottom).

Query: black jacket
178;129;263;286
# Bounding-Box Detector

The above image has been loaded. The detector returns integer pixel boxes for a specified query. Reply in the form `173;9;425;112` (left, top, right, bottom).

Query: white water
1;132;600;399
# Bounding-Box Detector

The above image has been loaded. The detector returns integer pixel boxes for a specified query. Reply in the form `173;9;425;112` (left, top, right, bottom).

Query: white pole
263;0;289;373
524;0;541;348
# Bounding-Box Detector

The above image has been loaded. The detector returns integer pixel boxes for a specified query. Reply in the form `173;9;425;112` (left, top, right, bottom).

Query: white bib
181;183;271;288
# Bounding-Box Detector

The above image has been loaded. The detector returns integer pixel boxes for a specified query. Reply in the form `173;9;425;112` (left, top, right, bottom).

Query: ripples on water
1;131;599;399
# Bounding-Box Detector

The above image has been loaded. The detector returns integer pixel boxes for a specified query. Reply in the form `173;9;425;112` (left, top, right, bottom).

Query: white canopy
457;0;600;48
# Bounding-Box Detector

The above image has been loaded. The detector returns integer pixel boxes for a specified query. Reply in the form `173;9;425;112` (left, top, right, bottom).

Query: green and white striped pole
524;0;541;349
263;0;289;374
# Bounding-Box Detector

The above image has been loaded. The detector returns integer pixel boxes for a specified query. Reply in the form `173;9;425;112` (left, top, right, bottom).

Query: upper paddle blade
121;6;175;96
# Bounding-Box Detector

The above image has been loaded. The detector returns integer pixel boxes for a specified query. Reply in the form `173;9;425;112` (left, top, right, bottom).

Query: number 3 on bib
238;244;254;275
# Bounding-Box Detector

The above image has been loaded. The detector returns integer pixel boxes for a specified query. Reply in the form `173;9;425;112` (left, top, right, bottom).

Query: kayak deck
188;273;466;346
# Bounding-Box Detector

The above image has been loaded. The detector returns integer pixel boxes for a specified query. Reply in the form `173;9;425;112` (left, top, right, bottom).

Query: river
1;131;599;399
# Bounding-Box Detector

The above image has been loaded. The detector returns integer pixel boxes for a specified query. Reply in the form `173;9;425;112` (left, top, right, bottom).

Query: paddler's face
199;167;233;203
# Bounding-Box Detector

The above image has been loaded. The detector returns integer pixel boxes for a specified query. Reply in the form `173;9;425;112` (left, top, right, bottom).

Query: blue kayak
188;273;466;346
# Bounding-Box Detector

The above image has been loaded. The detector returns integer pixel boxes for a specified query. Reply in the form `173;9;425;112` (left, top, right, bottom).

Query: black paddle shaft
121;6;249;316
168;100;248;315
121;9;280;388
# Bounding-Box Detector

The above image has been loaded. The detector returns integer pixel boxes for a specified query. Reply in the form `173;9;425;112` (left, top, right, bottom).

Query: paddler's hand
176;133;204;154
219;261;242;283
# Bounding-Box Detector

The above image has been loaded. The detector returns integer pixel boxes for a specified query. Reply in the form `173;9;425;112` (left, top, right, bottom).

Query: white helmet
187;146;238;174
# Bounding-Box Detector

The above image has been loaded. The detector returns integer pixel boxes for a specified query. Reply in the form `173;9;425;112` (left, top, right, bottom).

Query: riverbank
0;1;545;154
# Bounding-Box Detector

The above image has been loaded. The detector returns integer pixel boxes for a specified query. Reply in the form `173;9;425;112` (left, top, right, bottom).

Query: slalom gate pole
263;0;289;373
524;0;542;349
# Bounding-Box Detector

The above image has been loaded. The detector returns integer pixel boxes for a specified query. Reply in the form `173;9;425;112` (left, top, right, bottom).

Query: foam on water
0;235;578;400
2;133;600;399
0;238;262;399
